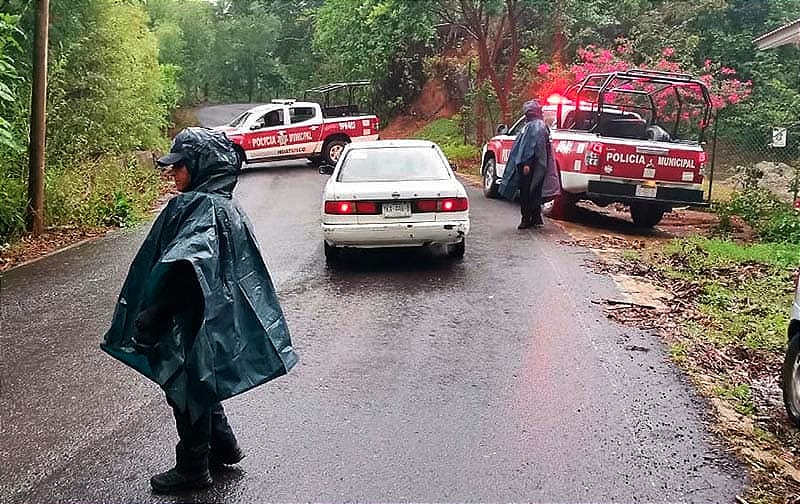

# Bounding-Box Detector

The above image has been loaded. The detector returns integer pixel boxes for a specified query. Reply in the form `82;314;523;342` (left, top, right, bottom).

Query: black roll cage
303;81;375;117
557;69;713;143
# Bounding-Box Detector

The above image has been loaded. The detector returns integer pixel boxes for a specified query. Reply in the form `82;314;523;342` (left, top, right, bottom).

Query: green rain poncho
102;128;297;421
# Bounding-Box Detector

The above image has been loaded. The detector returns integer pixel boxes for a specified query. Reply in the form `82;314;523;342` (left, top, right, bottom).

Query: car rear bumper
322;220;470;248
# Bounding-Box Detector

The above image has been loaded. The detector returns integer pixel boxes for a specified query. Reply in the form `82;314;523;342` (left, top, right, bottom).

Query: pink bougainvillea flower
662;47;675;57
537;63;551;75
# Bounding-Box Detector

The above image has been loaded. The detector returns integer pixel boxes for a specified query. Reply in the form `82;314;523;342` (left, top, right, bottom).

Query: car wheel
630;203;666;228
324;241;340;264
323;139;349;165
783;332;800;427
545;191;577;220
482;157;499;198
447;238;465;260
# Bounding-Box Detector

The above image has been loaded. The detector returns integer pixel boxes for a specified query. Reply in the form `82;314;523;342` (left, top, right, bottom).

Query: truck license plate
635;185;658;198
382;202;411;218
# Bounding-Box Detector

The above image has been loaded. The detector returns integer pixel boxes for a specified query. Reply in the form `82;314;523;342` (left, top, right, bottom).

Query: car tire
783;332;800;427
447;238;466;260
482;157;499;198
545;191;577;220
630;203;666;228
323;139;349;165
324;241;340;264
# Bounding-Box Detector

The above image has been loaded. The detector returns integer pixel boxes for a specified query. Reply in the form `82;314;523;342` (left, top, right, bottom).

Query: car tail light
414;198;468;213
439;198;469;212
355;201;379;214
325;200;381;214
325;201;355;214
415;200;438;212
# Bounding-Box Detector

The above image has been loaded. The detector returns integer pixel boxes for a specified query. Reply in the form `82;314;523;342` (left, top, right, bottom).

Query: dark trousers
519;166;546;222
171;401;238;474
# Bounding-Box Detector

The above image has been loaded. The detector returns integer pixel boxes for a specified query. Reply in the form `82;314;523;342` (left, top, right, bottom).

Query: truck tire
630;203;666;228
323;139;349;165
482;156;499;198
783;331;800;427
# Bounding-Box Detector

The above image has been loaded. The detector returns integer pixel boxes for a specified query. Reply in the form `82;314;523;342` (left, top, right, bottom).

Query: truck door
288;105;323;155
242;106;288;161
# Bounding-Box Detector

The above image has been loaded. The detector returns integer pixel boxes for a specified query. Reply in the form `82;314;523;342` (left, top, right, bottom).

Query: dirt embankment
380;78;457;139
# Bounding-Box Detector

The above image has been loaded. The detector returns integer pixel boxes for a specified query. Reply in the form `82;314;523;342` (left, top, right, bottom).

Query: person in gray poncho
102;128;297;493
499;100;552;229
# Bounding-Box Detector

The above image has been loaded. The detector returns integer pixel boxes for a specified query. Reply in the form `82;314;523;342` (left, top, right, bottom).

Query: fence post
708;108;719;206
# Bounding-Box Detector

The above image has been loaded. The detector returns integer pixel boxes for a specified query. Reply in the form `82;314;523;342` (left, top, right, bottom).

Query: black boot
517;218;533;230
209;403;244;468
531;213;544;228
210;443;245;468
150;467;212;493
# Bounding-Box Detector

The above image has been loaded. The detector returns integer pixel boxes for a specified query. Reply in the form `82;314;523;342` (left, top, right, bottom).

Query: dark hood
170;127;241;196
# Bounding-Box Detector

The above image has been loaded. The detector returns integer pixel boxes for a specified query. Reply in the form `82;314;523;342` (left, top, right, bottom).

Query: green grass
713;383;755;416
413;118;480;164
655;236;797;352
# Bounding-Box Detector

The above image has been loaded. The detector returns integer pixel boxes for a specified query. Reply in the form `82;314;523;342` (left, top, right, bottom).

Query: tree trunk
26;0;49;235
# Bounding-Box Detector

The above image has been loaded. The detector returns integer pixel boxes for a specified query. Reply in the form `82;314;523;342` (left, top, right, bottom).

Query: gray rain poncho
499;101;561;201
101;128;297;421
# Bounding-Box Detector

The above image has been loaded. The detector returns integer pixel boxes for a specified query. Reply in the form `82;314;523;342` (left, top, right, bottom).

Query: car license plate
635;185;657;198
382;202;411;218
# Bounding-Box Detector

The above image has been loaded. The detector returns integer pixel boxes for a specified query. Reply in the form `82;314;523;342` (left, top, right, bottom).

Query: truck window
290;107;316;124
257;109;284;128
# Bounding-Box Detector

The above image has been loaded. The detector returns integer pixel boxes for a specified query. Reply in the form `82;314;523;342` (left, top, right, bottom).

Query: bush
0;155;163;244
716;188;800;243
413;117;480;164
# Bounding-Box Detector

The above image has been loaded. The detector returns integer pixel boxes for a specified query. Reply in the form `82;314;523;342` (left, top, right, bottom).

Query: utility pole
26;0;49;235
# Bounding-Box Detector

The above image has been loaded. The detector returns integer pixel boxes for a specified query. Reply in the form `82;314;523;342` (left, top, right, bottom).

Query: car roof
347;140;439;150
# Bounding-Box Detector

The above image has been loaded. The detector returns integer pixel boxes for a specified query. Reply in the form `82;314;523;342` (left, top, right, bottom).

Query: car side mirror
450;162;458;172
319;163;335;175
497;124;508;135
249;124;261;131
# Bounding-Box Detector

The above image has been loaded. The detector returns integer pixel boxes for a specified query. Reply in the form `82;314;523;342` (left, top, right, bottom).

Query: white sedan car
320;140;470;263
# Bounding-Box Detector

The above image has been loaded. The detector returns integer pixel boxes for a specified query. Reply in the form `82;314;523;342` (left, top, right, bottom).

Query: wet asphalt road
0;105;747;503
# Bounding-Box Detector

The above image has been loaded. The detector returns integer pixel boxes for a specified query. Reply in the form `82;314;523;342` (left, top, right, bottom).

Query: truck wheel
323;139;349;165
482;157;499;198
630;203;666;227
447;238;466;260
546;191;577;220
783;332;800;427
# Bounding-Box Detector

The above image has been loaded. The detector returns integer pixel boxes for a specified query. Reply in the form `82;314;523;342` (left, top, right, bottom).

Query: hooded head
157;128;241;196
523;100;543;121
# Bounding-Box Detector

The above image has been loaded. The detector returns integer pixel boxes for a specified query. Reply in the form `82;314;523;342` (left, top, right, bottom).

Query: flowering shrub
532;40;752;112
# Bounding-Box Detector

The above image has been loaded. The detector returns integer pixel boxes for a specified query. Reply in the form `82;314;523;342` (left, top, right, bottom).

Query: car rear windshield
338;147;450;182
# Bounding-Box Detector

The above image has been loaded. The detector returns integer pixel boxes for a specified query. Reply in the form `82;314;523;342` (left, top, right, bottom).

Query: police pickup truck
215;82;380;167
481;69;713;227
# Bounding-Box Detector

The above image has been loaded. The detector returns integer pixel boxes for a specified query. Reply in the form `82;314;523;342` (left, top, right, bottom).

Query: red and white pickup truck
481;69;713;227
215;99;379;166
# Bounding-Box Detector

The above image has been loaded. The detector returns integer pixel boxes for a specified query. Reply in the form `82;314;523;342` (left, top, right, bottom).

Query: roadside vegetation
613;191;800;503
412;118;480;172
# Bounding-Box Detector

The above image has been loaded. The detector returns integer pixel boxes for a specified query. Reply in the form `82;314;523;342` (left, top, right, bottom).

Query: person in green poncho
101;128;298;493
